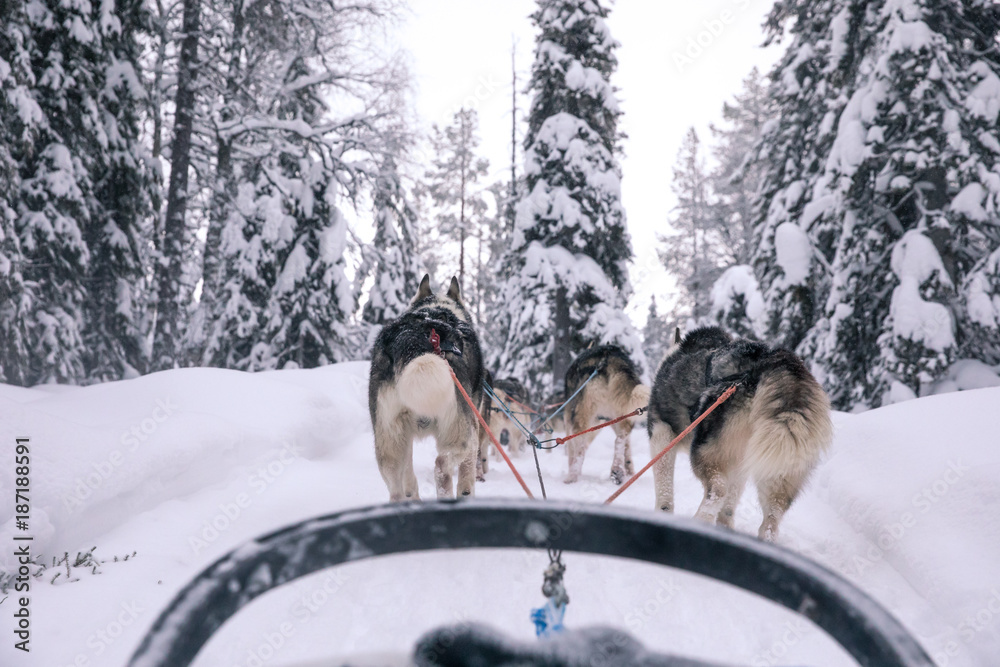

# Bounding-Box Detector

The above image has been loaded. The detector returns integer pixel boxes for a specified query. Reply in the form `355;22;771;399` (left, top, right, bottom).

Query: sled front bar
128;498;933;667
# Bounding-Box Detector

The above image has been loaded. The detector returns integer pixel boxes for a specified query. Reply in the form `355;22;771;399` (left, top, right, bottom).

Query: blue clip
531;598;566;637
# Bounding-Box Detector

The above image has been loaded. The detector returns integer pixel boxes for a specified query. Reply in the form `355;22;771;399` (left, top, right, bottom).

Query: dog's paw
610;467;625;485
563;474;579;484
476;474;485;482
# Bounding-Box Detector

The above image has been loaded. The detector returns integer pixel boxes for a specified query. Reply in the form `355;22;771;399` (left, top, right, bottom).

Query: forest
2;0;1000;411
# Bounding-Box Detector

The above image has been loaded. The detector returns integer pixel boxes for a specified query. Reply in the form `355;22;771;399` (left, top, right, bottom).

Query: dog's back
563;344;649;485
648;327;732;437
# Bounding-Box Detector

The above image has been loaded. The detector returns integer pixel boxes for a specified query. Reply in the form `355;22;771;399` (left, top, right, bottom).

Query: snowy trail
1;363;998;666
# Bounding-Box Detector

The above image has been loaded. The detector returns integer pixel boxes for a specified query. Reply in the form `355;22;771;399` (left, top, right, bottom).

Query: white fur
396;354;456;421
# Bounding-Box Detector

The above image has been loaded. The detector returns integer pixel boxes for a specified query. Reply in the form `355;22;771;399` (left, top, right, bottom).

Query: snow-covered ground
1;362;998;666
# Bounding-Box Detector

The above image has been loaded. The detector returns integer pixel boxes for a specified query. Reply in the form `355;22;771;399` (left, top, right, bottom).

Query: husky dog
647;326;832;541
369;275;485;501
484;377;533;460
562;345;651;485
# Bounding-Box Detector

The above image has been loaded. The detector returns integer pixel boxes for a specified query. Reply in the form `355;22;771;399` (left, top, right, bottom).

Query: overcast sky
398;0;784;325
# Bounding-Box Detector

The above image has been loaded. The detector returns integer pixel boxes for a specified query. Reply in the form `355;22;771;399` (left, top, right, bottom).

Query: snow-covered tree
642;296;673;370
82;0;158;381
422;108;490;297
495;0;643;396
756;0;1000;408
0;0;156;385
660;128;719;320
0;1;34;385
362;149;422;326
199;1;408;370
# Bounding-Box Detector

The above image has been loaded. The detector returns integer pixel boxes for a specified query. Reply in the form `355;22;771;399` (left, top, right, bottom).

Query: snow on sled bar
128;499;933;667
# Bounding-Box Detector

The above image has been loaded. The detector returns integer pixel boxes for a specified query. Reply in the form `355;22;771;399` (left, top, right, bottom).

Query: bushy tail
630;383;651;411
744;380;832;481
396;354;455;419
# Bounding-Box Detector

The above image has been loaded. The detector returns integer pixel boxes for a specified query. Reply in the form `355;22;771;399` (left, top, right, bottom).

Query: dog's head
411;274;469;323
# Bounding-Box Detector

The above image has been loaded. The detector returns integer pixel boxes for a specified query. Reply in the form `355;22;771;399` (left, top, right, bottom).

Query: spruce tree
495;0;643;397
660;128;719;320
0;0;33;384
756;0;1000;408
2;0;155;385
363;151;422;327
642;296;672;370
423;108;490;301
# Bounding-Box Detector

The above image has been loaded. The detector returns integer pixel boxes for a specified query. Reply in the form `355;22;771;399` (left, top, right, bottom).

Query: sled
128;499;934;666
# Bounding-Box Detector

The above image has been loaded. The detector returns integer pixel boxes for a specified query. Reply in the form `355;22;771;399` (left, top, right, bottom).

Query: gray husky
369;275;485;501
562;345;651;486
647;327;832;541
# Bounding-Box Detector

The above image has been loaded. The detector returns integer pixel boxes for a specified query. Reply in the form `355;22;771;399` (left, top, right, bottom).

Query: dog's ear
413;274;432;303
674;327;682;345
446;276;462;304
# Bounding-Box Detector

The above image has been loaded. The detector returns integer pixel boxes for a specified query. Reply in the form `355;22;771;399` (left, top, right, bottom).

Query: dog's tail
396;354;456;419
743;375;832;481
630;383;651;411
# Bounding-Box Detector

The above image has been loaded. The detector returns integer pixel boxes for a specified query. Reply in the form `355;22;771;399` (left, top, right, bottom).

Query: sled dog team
369;276;832;542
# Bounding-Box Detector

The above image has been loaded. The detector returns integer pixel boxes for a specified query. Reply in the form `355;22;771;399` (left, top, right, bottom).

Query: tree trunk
153;0;201;370
202;0;246;314
552;285;572;391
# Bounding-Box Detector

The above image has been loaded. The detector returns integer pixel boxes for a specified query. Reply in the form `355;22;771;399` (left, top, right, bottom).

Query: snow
888;230;955;353
709;264;766;338
773;222;812;287
966;62;1000;124
2;364;999;666
951;183;988;222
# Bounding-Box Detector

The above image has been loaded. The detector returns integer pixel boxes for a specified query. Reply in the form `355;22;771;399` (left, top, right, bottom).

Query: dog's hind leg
564;431;597;484
648;421;678;512
755;472;806;542
716;476;746;529
623;435;634;476
457;442;477;497
376;431;416;502
609;421;633;485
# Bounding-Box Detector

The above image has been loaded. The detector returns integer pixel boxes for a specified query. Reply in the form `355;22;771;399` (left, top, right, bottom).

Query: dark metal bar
128;499;933;667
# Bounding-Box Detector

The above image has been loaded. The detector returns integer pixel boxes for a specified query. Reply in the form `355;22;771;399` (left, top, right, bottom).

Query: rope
529;365;602;435
604;383;740;505
547;406;646;447
430;329;535;499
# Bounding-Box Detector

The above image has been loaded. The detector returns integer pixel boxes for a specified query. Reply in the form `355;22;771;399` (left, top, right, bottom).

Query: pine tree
363;151;422;327
756;0;1000;408
82;0;157;381
660;128;719;320
642;296;672;370
495;0;644;397
0;0;34;384
708;67;772;270
423;108;490;300
200;1;409;370
0;0;156;385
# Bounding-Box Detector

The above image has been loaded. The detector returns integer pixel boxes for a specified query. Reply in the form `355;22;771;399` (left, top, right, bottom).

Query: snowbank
0;365;997;666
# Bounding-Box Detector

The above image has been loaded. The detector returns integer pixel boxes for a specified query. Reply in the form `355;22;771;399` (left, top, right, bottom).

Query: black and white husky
562;345;651;486
368;275;485;501
647;327;832;541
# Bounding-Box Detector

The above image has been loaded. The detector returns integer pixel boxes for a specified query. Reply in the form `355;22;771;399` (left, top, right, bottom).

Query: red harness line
604;383;739;505
430;329;536;499
553;407;646;446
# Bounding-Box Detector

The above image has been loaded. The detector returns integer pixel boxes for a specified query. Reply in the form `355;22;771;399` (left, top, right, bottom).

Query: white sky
399;0;784;326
